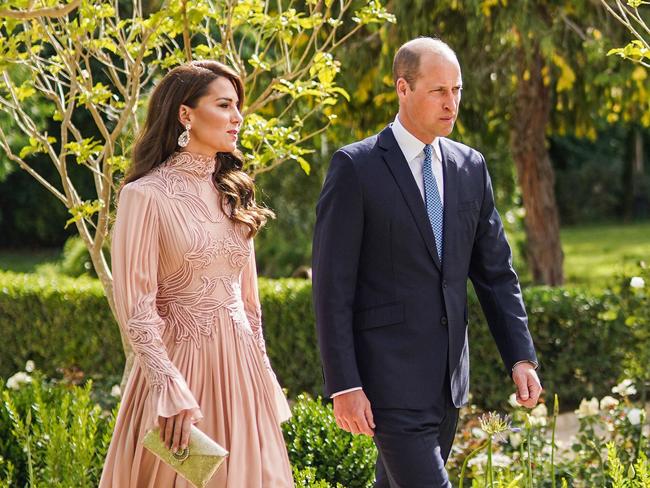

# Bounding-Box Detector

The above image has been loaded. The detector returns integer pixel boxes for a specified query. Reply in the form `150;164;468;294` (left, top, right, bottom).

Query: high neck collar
164;151;217;180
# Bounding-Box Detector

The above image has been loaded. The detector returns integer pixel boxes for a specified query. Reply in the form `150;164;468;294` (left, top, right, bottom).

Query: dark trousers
372;391;459;488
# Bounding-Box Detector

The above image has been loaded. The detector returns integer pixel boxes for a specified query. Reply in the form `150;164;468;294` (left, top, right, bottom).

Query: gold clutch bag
142;425;229;488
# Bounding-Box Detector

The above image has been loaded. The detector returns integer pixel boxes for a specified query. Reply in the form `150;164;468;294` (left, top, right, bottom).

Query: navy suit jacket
312;126;537;409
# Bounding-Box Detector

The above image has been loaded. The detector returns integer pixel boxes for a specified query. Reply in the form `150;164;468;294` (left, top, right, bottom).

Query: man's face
397;52;462;143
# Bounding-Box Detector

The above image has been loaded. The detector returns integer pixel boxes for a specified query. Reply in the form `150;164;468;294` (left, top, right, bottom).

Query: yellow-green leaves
309;53;339;85
66;199;104;228
15;82;35;101
77;82;111;106
352;0;396;25
19;136;55;159
607;40;650;63
64;138;103;164
552;54;576;92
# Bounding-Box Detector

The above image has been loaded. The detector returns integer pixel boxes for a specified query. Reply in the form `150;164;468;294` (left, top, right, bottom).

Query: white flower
528;414;547;427
508;393;520;408
628;408;643;426
531;403;548;419
630;276;645;289
600;396;619;411
509;431;523;448
110;384;122;398
6;372;32;390
612;379;637;397
471;427;488;440
24;360;35;373
575;397;599;419
468;452;513;469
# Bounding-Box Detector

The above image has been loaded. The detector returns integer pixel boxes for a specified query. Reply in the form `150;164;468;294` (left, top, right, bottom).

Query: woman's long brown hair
123;60;273;237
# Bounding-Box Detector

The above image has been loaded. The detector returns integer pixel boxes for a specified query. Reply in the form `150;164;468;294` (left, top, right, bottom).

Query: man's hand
333;389;375;436
512;362;542;408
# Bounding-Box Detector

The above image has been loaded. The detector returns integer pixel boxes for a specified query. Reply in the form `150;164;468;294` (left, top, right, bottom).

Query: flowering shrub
449;378;649;487
0;365;116;487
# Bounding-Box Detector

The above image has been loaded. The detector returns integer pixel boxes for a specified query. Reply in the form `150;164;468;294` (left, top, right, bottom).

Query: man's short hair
392;37;458;88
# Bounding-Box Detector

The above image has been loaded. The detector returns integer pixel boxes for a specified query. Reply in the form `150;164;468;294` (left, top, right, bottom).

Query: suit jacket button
441;316;448;326
442;280;448;289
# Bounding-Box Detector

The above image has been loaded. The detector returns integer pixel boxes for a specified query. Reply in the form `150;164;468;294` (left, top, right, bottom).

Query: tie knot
423;144;433;160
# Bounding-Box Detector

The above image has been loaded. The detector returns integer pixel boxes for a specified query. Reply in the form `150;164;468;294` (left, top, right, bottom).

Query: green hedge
0;271;638;410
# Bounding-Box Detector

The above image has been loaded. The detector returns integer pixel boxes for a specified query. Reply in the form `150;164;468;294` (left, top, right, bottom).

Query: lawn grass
561;221;649;287
0;248;61;273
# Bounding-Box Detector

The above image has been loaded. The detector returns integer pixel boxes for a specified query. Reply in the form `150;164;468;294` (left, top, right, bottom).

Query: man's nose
443;92;457;112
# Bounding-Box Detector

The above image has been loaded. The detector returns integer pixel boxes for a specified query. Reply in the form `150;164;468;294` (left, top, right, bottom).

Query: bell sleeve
111;183;203;425
241;242;291;421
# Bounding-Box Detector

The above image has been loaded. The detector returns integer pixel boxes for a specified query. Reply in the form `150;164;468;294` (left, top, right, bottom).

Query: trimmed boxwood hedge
0;271;635;410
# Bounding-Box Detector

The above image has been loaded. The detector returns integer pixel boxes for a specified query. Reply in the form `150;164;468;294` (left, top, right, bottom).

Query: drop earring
177;123;191;147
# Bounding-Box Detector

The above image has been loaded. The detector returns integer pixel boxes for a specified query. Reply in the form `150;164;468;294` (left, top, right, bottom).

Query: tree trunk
510;46;564;286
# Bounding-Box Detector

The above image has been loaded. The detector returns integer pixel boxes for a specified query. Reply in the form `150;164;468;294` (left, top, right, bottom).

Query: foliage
256;278;320;397
603;264;650;399
0;271;123;383
602;0;650;67
2;270;648;413
292;466;344;488
450;384;649;487
0;372;116;487
282;394;376;488
0;366;648;487
0;0;395;372
550;126;650;225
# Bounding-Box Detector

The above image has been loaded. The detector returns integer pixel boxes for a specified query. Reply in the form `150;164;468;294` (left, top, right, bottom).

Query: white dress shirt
391;115;445;204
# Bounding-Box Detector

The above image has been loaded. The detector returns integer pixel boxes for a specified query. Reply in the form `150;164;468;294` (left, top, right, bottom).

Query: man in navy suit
312;37;542;487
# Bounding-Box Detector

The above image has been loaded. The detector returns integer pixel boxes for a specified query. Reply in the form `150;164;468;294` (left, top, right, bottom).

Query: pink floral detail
127;296;180;391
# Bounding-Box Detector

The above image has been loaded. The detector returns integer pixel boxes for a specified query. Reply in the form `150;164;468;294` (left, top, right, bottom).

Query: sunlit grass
561;221;649;287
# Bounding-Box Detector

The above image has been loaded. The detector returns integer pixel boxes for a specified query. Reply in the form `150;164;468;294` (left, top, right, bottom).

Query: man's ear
178;104;192;126
396;77;409;98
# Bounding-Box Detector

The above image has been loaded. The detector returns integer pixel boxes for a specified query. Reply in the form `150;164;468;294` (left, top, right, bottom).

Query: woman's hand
158;409;193;453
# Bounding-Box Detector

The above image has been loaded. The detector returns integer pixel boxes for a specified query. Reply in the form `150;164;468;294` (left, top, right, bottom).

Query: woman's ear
178;104;192;126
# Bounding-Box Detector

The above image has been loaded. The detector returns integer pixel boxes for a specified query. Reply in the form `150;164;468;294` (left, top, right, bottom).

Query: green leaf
15;83;35;101
66;200;104;228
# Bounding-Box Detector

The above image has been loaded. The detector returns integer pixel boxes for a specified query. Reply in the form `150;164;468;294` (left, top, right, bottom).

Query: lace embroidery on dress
144;152;272;370
157;224;253;346
127;295;180;391
147;153;225;224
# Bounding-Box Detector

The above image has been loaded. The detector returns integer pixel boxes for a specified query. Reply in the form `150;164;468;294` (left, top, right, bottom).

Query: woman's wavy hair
123;60;273;237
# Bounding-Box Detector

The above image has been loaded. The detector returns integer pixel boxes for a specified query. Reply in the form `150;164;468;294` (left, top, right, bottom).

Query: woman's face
179;76;243;155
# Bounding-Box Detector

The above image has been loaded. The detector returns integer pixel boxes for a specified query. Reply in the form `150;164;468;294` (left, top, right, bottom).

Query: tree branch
0;0;80;20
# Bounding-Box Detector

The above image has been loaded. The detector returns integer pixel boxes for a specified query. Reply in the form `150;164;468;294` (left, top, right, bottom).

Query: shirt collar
391;115;442;164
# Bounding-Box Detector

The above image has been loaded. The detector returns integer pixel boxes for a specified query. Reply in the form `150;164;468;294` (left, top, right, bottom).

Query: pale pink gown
99;152;294;487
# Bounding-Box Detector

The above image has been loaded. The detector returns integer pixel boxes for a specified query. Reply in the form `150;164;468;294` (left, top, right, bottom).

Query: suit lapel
440;138;458;270
378;127;442;271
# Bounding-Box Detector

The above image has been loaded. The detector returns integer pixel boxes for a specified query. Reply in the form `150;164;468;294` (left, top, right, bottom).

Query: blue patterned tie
423;144;443;260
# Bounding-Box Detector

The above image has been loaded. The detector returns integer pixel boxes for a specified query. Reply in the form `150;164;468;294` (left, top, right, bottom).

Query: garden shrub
0;271;642;410
283;394;376;488
0;374;115;487
0;272;123;383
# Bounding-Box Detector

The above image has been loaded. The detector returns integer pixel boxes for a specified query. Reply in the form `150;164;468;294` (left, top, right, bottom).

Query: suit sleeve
468;153;538;372
312;149;364;397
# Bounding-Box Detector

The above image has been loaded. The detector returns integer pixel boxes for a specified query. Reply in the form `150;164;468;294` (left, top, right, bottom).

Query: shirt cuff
331;387;363;398
512;360;539;371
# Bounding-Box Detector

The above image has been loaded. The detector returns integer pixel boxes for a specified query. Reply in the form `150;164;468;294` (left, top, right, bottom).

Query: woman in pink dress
99;60;294;487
